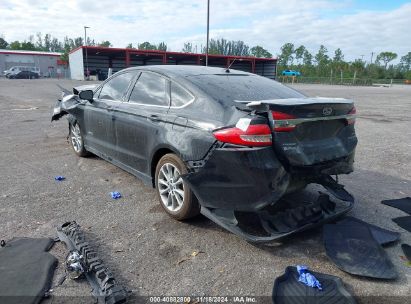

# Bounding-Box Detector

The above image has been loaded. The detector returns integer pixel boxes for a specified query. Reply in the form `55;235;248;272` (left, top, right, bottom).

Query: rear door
83;71;134;160
114;71;171;176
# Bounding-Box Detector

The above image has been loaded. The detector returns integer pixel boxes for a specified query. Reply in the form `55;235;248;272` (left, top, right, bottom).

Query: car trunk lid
236;97;357;167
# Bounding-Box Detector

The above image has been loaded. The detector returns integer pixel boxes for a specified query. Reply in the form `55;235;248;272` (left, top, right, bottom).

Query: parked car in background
5;66;40;78
52;65;357;242
282;69;301;76
8;70;39;79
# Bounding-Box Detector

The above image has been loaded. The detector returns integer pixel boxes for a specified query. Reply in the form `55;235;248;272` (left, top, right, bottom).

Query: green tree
126;43;135;49
333;48;344;62
294;45;306;64
208;38;250;56
400;52;411;71
157;42;167;51
250;45;272;58
303;50;313;66
278;43;294;66
182;42;193;53
98;41;112;47
138;41;157;50
0;37;8;48
376;52;398;69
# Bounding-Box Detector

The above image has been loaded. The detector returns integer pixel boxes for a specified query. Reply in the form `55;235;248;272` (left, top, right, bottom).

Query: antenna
225;58;243;72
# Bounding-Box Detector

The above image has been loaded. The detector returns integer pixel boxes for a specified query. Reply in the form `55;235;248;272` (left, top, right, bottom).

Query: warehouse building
69;46;277;80
0;49;67;78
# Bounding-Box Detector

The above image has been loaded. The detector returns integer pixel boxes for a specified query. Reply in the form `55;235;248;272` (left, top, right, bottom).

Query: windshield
187;74;305;103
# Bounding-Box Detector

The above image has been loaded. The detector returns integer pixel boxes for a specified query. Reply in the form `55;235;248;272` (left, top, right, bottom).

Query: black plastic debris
57;221;128;304
382;197;411;215
0;238;57;304
401;244;411;262
323;223;397;279
272;266;356;304
337;216;400;246
392;216;411;232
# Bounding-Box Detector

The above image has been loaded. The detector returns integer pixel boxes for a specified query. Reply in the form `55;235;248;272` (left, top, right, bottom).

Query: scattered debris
110;191;122;199
382;197;411;215
296;265;322;290
65;250;85;279
54;176;65;181
273;266;356;304
392;216;411;232
57;221;128;304
323;223;397;279
0;238;57;304
337;216;400;245
401;244;411;263
177;250;205;265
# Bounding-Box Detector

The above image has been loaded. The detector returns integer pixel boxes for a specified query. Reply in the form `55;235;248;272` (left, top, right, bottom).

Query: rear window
188;74;305;103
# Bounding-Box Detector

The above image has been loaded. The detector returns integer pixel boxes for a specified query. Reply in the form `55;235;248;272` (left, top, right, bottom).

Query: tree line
277;43;411;80
1;33;409;79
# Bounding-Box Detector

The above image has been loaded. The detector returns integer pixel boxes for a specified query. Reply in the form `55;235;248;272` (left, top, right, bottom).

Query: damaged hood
51;84;97;121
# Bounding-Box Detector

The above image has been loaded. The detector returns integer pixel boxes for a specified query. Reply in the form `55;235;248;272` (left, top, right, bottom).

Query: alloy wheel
70;123;83;153
157;163;185;212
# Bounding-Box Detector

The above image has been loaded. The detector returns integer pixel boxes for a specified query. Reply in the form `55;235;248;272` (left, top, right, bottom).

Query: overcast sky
1;0;410;61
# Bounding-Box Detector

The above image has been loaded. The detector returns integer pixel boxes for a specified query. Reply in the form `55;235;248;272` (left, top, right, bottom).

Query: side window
99;72;134;101
170;82;194;107
129;72;169;106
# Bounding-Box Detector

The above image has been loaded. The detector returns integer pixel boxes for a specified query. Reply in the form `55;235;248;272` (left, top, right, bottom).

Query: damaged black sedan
52;66;357;242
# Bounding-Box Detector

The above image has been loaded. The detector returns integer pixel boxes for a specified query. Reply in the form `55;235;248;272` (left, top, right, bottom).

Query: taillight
347;106;356;125
213;124;272;147
272;111;297;132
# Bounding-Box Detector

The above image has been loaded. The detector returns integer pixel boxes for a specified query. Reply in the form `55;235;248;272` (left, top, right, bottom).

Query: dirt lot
0;79;410;303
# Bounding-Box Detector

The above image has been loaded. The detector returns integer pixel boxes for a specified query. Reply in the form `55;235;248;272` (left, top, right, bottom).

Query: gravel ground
0;79;410;303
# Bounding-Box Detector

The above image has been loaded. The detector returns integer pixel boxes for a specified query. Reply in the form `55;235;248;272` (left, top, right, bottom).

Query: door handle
149;114;161;122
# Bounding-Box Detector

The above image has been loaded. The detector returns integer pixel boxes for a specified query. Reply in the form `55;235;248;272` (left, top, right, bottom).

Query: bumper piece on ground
337;216;400;246
323;222;397;279
272;266;356;304
57;221;128;304
200;192;353;243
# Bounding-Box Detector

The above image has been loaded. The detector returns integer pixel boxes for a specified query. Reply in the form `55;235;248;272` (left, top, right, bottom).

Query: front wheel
69;122;89;157
155;154;200;220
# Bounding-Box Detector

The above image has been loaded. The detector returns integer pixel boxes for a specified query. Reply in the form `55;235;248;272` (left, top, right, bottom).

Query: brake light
347;106;356;125
272;111;297;132
213;124;272;147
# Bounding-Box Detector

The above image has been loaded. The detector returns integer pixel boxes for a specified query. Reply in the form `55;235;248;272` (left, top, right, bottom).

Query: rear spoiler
235;97;354;110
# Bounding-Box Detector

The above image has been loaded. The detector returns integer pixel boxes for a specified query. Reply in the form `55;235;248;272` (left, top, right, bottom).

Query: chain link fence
276;76;410;86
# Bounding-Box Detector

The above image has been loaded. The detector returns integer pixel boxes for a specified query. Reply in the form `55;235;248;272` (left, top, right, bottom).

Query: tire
155;153;200;220
69;122;89;157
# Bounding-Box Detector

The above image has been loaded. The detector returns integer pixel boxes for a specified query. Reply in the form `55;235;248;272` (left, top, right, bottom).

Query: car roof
122;65;252;78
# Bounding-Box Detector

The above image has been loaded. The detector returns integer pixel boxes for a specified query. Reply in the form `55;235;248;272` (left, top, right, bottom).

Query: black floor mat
273;266;356;304
337;216;400;245
382;197;411;215
323;224;397;279
392;216;411;232
401;244;411;262
0;238;57;304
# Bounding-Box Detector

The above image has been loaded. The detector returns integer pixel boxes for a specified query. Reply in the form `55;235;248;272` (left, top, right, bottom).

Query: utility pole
370;52;374;64
206;0;210;66
84;26;90;80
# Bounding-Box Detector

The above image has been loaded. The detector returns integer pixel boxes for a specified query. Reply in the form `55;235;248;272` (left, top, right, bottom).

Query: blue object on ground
297;265;322;290
110;191;122;199
54;176;65;181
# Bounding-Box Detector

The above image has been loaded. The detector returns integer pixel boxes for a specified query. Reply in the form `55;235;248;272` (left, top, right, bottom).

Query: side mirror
79;90;94;102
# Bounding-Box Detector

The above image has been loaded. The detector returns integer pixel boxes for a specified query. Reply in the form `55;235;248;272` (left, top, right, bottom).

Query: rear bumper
183;146;354;212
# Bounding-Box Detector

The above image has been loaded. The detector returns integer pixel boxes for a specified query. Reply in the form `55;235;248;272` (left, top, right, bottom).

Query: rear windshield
188;74;305;103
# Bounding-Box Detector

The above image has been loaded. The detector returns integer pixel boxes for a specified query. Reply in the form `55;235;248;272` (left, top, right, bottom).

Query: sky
1;0;410;61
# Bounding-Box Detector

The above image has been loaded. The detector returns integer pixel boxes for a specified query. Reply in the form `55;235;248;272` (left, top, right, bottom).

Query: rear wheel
69;122;88;157
155;154;200;220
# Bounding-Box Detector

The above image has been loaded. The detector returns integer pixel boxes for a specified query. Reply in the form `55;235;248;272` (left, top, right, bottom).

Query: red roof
69;46;277;61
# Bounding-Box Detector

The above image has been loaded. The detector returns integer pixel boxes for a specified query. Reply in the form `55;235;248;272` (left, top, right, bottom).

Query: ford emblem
322;107;332;116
